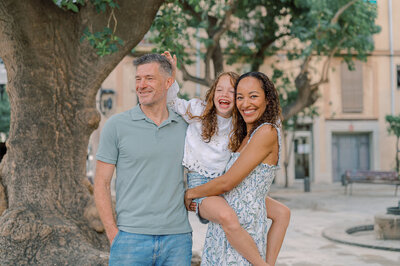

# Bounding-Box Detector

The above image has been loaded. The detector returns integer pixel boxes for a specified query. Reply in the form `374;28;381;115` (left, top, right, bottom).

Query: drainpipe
389;0;395;115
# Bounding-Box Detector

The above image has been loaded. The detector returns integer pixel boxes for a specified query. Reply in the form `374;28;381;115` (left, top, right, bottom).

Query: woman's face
213;75;235;118
236;77;267;128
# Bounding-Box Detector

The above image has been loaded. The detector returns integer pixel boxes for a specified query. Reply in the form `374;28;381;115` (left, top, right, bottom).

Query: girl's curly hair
228;72;282;152
188;71;239;142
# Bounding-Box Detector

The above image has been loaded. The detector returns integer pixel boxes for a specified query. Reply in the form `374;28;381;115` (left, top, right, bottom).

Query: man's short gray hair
133;54;172;76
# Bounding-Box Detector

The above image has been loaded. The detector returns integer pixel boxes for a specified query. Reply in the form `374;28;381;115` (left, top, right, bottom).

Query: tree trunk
282;118;297;188
0;0;163;264
282;70;319;121
212;43;224;76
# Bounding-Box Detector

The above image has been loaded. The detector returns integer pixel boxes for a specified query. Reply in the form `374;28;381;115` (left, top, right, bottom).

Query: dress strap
248;122;282;167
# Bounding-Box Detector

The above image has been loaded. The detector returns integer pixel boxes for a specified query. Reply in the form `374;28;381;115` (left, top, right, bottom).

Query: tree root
84;197;105;233
0;207;109;265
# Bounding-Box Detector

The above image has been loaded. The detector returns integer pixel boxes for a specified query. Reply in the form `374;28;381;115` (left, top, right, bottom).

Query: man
94;54;192;265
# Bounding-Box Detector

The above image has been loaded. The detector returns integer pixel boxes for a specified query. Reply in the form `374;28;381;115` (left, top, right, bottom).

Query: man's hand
184;190;194;211
161;51;177;80
106;226;119;244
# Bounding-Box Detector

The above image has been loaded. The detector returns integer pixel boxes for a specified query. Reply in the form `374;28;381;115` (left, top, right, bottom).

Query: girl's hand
161;51;177;80
189;202;197;212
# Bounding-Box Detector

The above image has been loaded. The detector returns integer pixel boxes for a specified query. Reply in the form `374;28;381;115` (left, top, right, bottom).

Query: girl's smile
213;75;235;118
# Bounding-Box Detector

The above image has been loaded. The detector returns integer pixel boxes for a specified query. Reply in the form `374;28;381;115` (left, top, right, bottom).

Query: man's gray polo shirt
96;105;192;235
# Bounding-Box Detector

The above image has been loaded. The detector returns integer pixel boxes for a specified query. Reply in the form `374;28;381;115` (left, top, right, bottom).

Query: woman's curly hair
188;71;239;143
228;72;282;152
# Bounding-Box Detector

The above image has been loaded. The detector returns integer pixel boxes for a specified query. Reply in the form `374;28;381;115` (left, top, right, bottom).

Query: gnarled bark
0;0;163;264
0;178;6;215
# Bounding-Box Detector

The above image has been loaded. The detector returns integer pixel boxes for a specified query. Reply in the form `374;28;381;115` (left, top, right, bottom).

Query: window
341;61;363;113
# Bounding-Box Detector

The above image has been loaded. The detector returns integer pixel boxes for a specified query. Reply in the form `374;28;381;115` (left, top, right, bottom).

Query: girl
164;52;289;266
184;71;284;265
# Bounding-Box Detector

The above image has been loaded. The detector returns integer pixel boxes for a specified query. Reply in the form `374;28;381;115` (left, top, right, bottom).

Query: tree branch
331;0;359;24
204;0;237;80
73;0;164;93
319;36;346;84
177;0;237;85
282;0;366;121
282;53;320;120
179;59;212;87
179;0;202;21
251;32;291;71
299;55;312;75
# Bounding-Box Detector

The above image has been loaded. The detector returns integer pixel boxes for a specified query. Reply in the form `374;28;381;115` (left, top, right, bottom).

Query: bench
342;170;400;196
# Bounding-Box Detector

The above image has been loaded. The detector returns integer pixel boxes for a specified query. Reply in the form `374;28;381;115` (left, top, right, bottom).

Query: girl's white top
167;82;232;178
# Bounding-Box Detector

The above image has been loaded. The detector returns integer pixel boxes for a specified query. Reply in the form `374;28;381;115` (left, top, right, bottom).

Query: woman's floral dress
201;123;281;265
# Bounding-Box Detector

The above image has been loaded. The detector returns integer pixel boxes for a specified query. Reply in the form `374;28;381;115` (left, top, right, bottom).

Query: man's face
135;63;172;107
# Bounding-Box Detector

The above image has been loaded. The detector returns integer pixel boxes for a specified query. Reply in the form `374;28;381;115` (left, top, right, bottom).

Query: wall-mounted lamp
99;88;115;117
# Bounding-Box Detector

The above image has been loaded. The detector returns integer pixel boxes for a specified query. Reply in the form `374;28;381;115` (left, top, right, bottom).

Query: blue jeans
109;230;192;266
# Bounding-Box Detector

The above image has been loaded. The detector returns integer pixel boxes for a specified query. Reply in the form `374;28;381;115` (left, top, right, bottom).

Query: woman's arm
265;196;290;266
185;125;278;200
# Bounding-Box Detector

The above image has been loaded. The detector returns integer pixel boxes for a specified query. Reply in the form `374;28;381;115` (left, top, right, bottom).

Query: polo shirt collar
167;106;180;122
130;105;145;121
130;105;180;123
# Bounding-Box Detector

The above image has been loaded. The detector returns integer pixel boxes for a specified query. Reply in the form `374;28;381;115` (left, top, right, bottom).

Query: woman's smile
236;77;267;128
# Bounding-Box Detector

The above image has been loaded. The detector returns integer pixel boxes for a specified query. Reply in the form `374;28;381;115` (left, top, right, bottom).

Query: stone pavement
189;182;400;266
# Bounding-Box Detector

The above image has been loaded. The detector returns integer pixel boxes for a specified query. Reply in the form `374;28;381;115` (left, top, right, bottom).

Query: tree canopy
149;0;380;121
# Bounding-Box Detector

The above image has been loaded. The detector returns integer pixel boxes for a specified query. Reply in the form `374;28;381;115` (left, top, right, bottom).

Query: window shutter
341;61;363;113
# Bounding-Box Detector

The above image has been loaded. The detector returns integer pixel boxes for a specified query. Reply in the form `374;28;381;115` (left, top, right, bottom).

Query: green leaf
109;43;118;52
100;3;106;12
67;3;79;13
103;27;112;35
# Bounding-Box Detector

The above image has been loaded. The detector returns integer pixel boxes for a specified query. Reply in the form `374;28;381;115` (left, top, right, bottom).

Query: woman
185;71;286;265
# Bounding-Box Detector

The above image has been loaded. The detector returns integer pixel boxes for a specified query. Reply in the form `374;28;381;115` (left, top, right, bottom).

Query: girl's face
213;75;235;118
236;77;267;128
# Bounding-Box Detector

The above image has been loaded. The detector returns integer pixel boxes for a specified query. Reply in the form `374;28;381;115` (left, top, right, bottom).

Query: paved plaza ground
189;182;400;266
